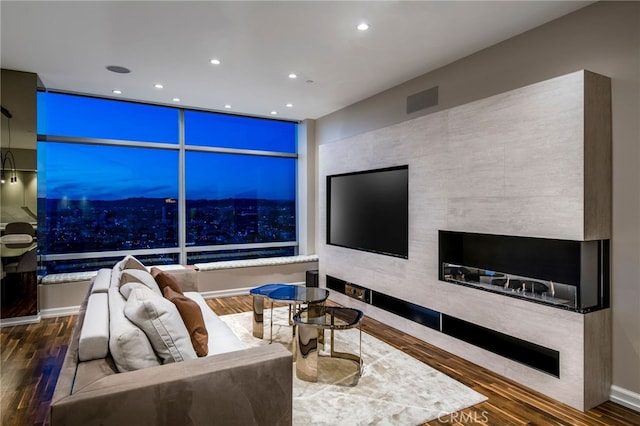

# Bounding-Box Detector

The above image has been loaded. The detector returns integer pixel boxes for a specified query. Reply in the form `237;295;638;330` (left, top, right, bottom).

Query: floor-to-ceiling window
37;92;297;274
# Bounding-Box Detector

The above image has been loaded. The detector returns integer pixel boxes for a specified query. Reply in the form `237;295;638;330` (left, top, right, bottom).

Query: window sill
195;254;318;271
39;255;318;284
41;271;99;285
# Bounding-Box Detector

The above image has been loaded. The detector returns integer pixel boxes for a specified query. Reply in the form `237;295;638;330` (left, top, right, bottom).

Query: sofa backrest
90;268;111;294
78;293;109;361
78;270;111;362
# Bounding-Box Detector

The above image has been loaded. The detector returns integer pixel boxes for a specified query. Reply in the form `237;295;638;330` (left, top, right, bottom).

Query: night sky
38;142;295;201
37;93;296;201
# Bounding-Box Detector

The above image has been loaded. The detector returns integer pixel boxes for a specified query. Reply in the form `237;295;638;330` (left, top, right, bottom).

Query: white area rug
221;307;487;425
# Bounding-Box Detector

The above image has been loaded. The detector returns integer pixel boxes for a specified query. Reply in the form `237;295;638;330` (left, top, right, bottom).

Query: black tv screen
327;165;408;258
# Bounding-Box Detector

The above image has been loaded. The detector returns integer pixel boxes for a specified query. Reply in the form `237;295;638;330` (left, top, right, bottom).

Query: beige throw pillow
108;287;161;372
120;269;162;297
111;255;148;289
124;285;197;364
114;255;147;273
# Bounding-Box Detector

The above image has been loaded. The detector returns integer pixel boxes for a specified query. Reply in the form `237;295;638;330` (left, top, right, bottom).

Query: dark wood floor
1;315;74;425
1;295;638;426
1;272;39;319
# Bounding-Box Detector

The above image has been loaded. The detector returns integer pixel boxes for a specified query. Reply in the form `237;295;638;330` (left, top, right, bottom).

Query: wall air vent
406;86;438;114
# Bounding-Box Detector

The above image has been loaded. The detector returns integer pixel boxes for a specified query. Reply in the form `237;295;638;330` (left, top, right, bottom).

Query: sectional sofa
50;256;292;425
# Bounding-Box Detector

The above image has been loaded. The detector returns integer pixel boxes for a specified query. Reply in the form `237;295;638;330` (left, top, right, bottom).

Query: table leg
308;301;325;345
330;324;363;377
289;303;298;336
252;295;264;339
295;322;319;382
270;300;274;343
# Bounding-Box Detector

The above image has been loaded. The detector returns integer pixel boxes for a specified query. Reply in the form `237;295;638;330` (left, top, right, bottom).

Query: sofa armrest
168;268;198;292
51;297;88;406
50;344;292;426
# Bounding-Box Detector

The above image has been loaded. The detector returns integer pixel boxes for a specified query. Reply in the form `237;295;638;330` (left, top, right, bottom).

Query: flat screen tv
327;165;408;258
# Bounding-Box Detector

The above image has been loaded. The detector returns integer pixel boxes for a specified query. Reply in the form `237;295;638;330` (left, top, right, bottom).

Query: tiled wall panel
319;70;611;410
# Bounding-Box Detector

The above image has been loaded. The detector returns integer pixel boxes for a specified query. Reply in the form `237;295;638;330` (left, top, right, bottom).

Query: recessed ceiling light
288;73;297;79
210;58;221;65
106;65;131;74
112;89;122;94
172;98;181;102
270;111;277;115
224;104;231;109
154;83;164;89
286;103;293;108
306;79;314;84
357;22;369;31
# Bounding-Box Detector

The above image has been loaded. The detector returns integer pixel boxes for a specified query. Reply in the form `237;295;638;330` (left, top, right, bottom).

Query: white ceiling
1;1;592;123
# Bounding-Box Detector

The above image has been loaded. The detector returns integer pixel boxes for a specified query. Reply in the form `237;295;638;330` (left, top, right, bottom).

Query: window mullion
179;109;187;266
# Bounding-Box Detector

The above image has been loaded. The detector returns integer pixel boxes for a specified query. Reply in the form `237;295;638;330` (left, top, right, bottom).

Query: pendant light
1;105;17;184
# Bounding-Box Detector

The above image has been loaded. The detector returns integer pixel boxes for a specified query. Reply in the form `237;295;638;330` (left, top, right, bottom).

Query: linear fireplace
438;231;609;313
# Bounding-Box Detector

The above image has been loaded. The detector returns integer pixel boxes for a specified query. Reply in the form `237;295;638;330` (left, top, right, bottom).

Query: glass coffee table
250;284;291;339
293;306;364;382
250;284;329;342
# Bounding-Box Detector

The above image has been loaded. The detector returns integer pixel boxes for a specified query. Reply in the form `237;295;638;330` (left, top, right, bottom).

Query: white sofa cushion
184;292;247;356
78;293;110;361
90;268;111;294
108;287;161;372
124;285;197;364
120;269;162;296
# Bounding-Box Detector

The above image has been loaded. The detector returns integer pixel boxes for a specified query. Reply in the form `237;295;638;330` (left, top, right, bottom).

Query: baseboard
40;305;81;319
0;314;41;327
610;385;640;413
199;281;305;300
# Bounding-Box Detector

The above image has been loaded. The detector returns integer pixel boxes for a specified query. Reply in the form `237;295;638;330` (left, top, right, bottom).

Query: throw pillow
120;269;162;296
108;287;161;372
114;255;147;273
151;267;184;295
124;285;197;364
119;282;144;300
163;286;209;357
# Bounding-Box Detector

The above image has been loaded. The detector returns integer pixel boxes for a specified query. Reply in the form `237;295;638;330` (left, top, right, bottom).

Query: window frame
37;92;299;273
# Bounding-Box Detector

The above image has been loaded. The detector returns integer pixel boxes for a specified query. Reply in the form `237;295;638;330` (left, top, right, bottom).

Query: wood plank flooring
1;272;39;319
1;315;75;426
208;297;640;426
1;295;638;426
